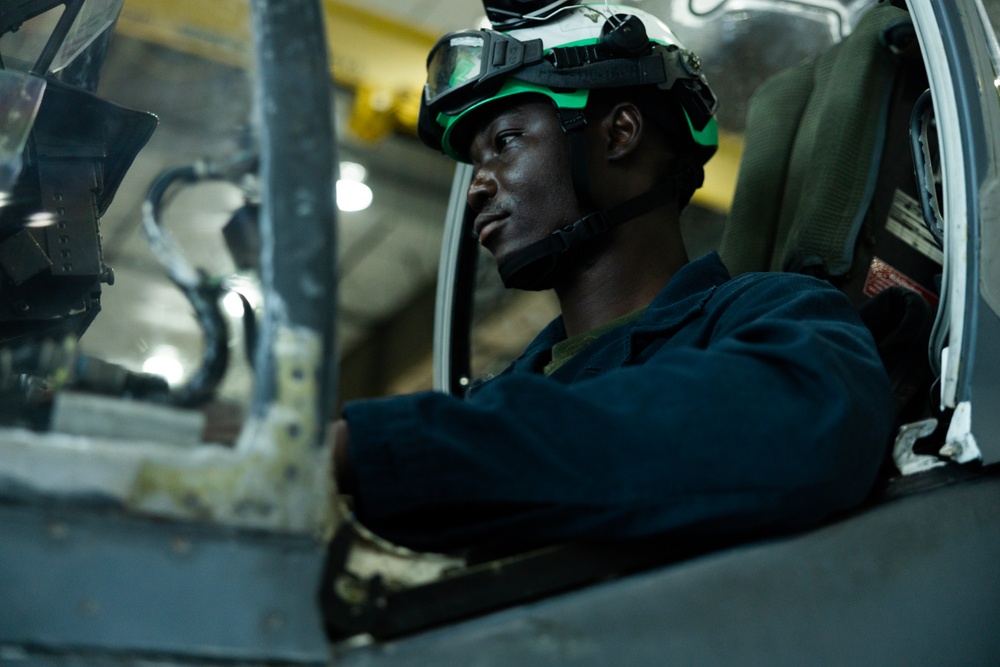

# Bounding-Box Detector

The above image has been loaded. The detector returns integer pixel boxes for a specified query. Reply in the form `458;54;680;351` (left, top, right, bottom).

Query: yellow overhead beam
116;0;252;69
117;0;435;141
696;130;741;213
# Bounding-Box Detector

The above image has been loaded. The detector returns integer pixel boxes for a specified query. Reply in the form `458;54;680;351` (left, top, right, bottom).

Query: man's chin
491;246;520;272
488;236;537;268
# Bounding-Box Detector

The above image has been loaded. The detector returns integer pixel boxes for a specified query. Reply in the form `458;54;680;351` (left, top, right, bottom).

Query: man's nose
466;167;497;211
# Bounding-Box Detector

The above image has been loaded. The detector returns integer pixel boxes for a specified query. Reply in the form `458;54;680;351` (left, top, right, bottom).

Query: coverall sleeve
342;274;896;552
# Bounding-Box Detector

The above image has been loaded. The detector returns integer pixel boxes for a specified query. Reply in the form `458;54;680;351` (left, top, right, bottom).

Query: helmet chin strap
497;107;695;291
497;178;685;290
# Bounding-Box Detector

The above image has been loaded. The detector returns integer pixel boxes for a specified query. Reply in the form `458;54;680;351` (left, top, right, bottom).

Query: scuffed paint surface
0;324;338;537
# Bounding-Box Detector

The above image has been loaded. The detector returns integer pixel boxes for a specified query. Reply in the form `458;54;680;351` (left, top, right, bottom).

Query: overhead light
142;345;185;386
222;275;261;318
222;290;247;318
25;212;57;228
337;161;373;212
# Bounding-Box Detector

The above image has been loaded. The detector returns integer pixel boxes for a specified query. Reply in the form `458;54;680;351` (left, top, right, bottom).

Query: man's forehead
469;95;552;136
451;94;553;158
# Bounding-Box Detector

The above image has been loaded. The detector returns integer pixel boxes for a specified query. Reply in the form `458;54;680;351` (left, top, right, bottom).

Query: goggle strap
467;37;544;97
550;43;616;69
516;39;545;65
520;52;670;91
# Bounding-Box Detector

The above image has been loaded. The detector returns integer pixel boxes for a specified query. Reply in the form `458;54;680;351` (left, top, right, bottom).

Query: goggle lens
425;34;486;106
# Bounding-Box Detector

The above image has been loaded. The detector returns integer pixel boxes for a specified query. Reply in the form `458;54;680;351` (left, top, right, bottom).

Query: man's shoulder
674;253;842;306
707;267;864;333
722;267;835;293
640;253;842;327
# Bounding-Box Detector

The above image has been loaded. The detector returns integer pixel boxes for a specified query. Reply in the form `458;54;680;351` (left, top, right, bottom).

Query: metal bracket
940;400;982;463
893;417;946;475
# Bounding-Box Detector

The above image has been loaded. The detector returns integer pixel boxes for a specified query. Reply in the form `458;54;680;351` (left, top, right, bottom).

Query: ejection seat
718;1;940;439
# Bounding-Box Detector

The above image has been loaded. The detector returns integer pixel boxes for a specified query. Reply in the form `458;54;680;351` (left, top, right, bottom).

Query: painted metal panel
335;476;1000;666
0;504;330;664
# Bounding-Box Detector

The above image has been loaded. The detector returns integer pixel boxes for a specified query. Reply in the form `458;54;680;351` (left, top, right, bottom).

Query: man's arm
337;274;895;552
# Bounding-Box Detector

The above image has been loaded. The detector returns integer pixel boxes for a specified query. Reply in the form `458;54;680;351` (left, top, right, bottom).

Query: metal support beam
249;0;338;425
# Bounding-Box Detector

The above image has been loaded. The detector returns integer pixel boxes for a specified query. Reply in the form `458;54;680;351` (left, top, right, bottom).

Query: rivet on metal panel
47;521;69;540
262;611;286;633
78;598;100;617
170;535;193;556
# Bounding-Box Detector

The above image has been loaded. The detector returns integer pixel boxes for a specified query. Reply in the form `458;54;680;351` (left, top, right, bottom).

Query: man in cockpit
332;1;895;552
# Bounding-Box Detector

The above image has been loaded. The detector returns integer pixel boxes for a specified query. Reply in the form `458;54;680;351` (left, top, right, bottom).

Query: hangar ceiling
62;0;876;416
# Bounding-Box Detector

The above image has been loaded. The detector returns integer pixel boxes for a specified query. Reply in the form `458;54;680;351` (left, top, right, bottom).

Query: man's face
465;98;587;267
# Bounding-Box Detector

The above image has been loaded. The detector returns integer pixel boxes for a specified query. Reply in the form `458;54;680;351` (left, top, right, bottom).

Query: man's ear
603;102;644;161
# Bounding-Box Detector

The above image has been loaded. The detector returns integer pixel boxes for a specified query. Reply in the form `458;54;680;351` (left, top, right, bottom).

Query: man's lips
473;212;508;245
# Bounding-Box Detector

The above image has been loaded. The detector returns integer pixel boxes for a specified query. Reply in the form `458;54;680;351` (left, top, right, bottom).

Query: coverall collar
514;251;731;371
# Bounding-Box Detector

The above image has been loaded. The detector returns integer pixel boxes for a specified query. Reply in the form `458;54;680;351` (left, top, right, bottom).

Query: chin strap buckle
550;211;608;252
555;108;588;133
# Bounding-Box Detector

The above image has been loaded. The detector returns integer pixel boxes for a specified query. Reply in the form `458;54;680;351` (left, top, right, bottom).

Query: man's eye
496;132;519;150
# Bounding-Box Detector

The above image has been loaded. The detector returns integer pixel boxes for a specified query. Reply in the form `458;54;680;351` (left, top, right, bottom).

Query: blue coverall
343;252;896;552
